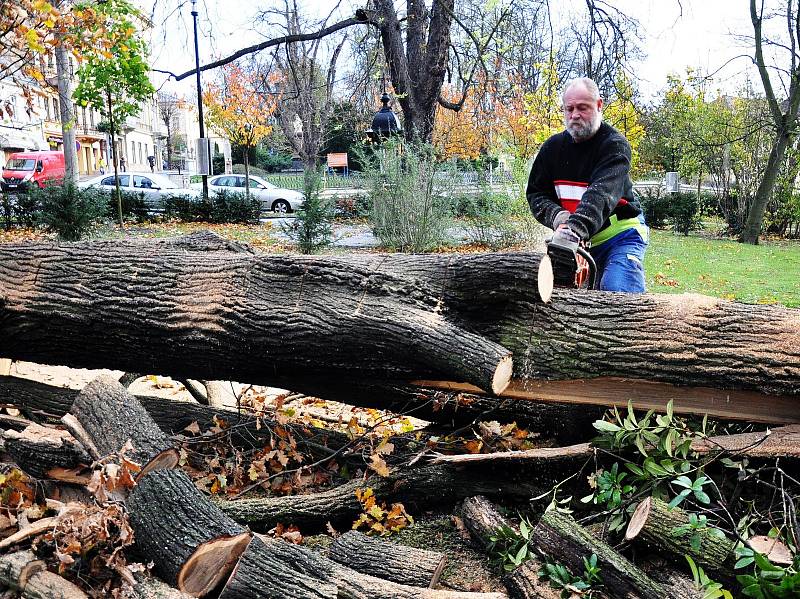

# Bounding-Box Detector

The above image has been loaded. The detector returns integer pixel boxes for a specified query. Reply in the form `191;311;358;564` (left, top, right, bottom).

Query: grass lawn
645;228;800;307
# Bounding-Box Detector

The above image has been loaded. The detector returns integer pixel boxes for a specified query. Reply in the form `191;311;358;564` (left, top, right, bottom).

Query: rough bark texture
692;425;800;458
533;510;665;598
625;497;736;574
2;423;91;479
640;559;704;599
221;534;505;599
218;536;337;599
126;469;250;596
460;495;513;550
0;242;519;395
328;530;446;587
2;238;798;403
69;375;177;474
502;561;564;599
0;550;88;598
218;460;581;531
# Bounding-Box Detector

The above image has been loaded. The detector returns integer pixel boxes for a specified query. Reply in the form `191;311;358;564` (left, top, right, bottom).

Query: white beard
565;112;602;142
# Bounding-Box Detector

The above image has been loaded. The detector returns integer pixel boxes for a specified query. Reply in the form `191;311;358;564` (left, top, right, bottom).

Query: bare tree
741;0;800;243
257;0;347;169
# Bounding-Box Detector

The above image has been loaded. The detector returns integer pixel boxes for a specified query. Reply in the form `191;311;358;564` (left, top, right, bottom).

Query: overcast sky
144;0;760;102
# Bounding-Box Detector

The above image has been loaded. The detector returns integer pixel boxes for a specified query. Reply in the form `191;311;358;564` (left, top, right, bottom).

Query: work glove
551;224;581;245
552;210;571;230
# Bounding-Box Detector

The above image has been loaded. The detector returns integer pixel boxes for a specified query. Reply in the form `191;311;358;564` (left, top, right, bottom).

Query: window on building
138;142;143;164
131;142;136;163
53;98;59;118
90;110;95;127
145;143;148;158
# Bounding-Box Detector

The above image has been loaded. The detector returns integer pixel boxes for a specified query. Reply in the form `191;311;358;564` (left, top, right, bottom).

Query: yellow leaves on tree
433;85;487;160
602;73;646;176
352;487;414;537
203;65;281;150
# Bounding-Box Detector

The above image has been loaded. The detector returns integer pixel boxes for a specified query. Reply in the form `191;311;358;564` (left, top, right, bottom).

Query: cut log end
624;496;651;541
491;355;514;395
177;532;251;597
137;448;181;480
537;254;554;304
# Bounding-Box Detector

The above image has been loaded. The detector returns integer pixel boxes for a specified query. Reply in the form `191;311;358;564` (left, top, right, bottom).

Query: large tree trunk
218;459;582;532
126;469;251;597
0;242;525;396
0;550;88;599
220;534;505;599
1;238;798;409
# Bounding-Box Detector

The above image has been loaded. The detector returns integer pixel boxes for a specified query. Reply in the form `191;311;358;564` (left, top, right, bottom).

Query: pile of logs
0;232;798;597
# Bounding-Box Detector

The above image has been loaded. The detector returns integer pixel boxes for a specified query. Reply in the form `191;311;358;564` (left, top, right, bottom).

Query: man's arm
566;136;632;240
526;138;565;229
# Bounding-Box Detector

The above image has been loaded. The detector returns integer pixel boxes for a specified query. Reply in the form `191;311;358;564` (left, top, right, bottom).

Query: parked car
78;172;201;210
195;174;305;213
1;151;65;192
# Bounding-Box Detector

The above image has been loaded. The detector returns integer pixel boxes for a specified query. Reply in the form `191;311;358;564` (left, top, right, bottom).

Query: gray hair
562;77;601;103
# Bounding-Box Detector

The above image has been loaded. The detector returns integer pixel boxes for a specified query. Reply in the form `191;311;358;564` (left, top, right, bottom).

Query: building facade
0;80;48;169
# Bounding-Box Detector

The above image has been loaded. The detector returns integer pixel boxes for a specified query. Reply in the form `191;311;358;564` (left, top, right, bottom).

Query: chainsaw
546;235;598;290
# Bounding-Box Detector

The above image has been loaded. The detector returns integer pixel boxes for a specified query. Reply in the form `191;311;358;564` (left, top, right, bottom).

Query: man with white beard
526;77;649;292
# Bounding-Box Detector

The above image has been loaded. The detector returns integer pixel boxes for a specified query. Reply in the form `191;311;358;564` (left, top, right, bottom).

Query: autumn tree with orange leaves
203;65;281;201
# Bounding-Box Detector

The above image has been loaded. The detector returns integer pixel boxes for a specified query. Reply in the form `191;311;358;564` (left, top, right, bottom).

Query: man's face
563;85;603;142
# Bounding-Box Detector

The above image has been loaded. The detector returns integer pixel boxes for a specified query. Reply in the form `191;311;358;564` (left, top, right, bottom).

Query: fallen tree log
0;242;519;395
2;238;798;421
218;459;583;531
2;423;91;480
532;510;665;598
0;550;88;599
460;495;513;550
328;529;446;587
219;534;506;599
68;375;178;476
625;496;736;574
430;443;593;465
126;469;251;597
692;425;800;458
0;371;598;440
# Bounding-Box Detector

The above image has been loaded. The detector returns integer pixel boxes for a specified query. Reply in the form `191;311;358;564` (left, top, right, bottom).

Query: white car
197;174;305;213
78;172;200;210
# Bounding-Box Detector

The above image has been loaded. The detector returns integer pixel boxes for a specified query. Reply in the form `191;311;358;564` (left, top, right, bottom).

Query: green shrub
105;190;150;224
256;149;293;173
232;164;268;178
212;153;225;176
32;182;108;241
359;139;457;252
12;190;43;228
639;187;671;229
669;192;702;236
210;189;261;224
163;195;212;222
1;193;13;230
282;169;333;254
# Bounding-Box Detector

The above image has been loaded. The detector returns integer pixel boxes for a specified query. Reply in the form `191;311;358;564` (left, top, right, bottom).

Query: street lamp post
191;0;209;203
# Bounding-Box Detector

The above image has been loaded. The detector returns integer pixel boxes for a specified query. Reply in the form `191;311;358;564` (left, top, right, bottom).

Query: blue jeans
589;224;648;293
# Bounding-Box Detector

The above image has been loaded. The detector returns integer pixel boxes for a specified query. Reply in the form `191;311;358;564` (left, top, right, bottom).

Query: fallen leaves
352;487;414;536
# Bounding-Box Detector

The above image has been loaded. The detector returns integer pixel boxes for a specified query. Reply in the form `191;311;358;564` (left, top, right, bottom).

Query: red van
1;151;66;192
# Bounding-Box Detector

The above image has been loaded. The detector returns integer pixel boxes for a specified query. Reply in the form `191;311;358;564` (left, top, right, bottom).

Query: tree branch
170;12;373;81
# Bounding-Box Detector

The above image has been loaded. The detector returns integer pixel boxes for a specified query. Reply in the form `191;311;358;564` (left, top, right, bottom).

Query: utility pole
191;0;209;203
55;43;78;182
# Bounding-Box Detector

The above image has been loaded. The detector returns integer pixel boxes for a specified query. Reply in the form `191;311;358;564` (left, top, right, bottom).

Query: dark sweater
526;121;641;241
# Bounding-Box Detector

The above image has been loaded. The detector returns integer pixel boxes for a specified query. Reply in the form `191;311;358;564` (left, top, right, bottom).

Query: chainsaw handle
576;246;598;290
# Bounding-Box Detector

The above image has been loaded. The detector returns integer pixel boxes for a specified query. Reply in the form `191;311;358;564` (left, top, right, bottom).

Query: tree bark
460;495;514;550
0;242;522;395
502;561;567;599
120;575;195;599
220;534;505;599
328;530;446;588
218;460;582;532
0;550;88;599
532;510;666;598
125;469;251;597
2;423;91;480
2;239;798;406
69;375;178;476
691;424;800;458
625;497;736;574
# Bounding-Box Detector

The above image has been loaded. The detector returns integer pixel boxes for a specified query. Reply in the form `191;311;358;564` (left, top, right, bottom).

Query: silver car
78;172;200;210
201;174;305;213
